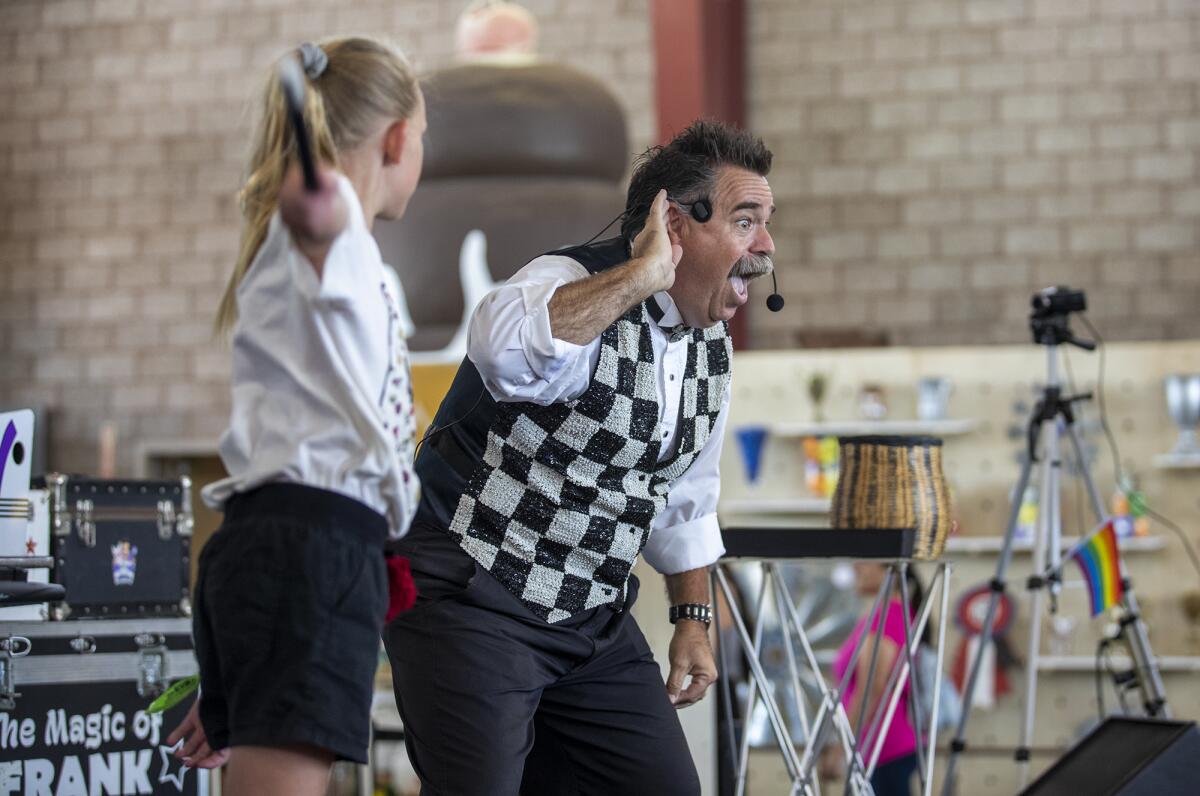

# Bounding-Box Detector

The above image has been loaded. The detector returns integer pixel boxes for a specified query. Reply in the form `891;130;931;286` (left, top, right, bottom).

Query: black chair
0;559;65;607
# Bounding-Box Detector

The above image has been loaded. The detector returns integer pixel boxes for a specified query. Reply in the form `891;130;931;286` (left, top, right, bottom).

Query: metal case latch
75;498;95;547
135;632;168;698
178;475;194;538
157;500;175;541
0;636;31;710
46;473;69;538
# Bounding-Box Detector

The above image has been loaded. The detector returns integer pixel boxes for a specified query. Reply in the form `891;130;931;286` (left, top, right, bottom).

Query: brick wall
2;0;1199;473
0;0;653;473
747;0;1200;348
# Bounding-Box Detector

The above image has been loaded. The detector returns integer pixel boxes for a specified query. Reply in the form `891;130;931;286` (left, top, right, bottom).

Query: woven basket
830;435;952;560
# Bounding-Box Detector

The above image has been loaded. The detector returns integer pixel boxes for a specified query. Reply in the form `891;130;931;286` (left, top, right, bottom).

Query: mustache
730;252;774;280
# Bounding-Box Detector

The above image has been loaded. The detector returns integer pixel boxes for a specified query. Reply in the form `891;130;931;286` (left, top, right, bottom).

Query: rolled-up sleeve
641;381;732;574
641;513;725;575
467;255;599;405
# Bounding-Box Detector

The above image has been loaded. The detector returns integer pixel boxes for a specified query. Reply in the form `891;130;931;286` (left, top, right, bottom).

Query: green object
147;675;200;713
1128;489;1148;518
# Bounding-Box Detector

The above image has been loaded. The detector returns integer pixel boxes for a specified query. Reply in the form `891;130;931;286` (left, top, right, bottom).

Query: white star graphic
158;742;192;791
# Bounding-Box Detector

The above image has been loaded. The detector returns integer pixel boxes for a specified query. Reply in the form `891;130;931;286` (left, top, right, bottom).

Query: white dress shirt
466;253;729;575
203;175;420;538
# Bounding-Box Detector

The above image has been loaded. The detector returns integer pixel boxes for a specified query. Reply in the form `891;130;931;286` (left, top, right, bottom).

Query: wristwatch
669;603;712;626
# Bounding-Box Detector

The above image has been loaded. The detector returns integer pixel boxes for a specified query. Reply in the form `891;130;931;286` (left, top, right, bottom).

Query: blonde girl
167;37;424;796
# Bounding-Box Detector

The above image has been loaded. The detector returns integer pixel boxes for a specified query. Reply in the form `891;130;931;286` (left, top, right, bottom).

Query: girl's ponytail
215;37;418;335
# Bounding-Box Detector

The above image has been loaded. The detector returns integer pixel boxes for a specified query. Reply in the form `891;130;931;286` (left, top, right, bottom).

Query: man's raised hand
631;189;683;295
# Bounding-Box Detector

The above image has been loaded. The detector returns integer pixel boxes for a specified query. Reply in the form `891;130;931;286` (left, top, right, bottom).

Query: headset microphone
766;270;785;312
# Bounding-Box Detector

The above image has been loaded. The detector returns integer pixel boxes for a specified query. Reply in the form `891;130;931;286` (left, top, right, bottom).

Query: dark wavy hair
620;119;772;242
905;566;934;647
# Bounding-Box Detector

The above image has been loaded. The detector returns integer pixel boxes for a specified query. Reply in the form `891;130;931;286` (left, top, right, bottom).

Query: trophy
1164;374;1200;458
917;376;953;421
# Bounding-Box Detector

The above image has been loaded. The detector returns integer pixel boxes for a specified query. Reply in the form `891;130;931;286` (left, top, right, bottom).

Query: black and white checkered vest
414;238;732;622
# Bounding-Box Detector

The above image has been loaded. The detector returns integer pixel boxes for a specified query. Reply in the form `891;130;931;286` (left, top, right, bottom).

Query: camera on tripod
1031;285;1086;318
1029;285;1094;350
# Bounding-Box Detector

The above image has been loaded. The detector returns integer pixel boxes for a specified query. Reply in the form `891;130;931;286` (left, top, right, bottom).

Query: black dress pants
383;522;701;796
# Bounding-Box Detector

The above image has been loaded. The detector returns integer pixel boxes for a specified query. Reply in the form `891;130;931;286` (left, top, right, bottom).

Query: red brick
62;142;113;170
904;66;961;94
835;132;902;162
93;0;140;22
812;231;870;262
1065;89;1128;119
972;194;1034;222
1134;152;1196;182
1002;159;1062;189
41;0;91;28
966;62;1028;92
877;230;933;260
17;31;66;58
1100;54;1163;85
36;116;87;143
936;161;997;191
907;263;966;290
1036;191;1096;220
870;99;931;129
934;29;993;58
871;295;936;326
1170;187;1200;216
871;31;933;63
999;26;1062;55
905;1;964;29
1005;226;1063;255
1135;222;1198;251
970;259;1031;289
811;165;870;195
874;164;932;194
941;227;1001;257
1068;222;1131;253
1066;24;1128;55
1028;57;1095;87
839;198;902;227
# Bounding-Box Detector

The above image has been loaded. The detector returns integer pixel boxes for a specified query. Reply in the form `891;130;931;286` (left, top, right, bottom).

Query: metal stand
941;330;1170;794
714;528;952;796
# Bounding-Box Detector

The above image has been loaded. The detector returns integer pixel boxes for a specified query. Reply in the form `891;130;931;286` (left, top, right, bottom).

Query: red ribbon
385;554;418;623
951;583;1015;698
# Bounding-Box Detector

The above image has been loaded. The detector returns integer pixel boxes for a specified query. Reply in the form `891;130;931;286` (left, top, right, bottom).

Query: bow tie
646;296;690;343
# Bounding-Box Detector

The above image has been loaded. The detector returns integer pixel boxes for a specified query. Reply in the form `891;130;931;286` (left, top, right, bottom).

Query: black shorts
193;483;387;764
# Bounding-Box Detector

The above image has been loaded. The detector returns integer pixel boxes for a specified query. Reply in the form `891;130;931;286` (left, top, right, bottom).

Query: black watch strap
669;603;712;626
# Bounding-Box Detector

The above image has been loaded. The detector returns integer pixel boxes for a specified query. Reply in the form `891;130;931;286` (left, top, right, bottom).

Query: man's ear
666;203;686;246
382;119;409;166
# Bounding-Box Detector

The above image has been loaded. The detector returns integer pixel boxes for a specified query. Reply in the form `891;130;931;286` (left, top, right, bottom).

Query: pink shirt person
833;597;918;766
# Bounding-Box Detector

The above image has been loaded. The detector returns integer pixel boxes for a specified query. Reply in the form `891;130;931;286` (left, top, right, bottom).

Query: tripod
941;295;1170;794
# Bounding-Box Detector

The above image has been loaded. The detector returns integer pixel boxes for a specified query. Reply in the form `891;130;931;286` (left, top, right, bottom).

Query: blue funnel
735;426;769;484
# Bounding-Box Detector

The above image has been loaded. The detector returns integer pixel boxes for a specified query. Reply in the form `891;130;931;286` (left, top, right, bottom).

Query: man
386;120;775;794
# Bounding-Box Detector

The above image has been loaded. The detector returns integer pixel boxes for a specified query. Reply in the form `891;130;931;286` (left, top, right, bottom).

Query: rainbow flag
1071;521;1124;617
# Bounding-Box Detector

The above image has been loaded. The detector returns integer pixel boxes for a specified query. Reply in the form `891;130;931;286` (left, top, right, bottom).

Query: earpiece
666;196;713;224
